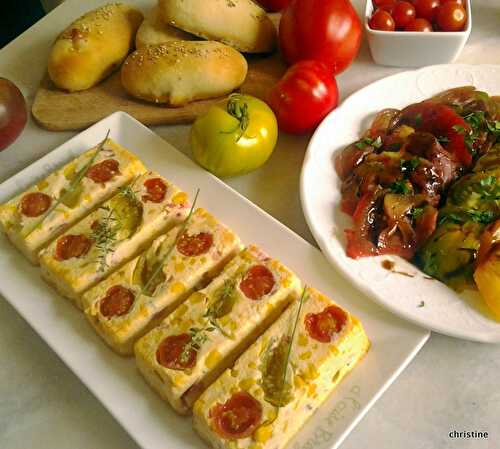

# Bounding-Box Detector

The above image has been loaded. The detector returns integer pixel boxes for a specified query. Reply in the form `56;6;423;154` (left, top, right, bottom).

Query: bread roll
121;41;248;106
158;0;276;53
48;3;143;92
135;7;196;49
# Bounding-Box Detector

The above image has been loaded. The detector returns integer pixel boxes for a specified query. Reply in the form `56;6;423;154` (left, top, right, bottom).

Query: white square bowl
365;0;471;67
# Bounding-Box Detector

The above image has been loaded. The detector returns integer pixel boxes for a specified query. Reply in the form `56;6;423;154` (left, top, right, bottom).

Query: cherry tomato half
411;0;441;22
405;17;433;31
369;9;396;31
436;2;467;31
268;60;339;134
392;1;416;28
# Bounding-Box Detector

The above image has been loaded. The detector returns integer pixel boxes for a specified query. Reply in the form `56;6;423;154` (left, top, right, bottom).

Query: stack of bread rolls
47;1;277;106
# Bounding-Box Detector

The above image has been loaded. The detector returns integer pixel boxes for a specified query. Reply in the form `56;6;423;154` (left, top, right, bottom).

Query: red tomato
156;334;197;370
255;0;289;11
268;60;339;134
405;17;433;31
99;285;135;318
369;9;396;31
375;0;397;14
176;232;213;256
210;392;262;440
411;0;441;21
373;0;395;5
441;0;464;5
304;305;348;343
279;0;362;75
0;78;27;152
392;1;416;28
239;265;275;300
436;2;467;31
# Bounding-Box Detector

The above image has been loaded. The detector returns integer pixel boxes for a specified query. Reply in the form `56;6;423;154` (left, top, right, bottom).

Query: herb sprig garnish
22;130;111;238
204;279;236;338
179;324;216;365
221;94;250;142
90;206;119;272
355;136;382;150
141;189;199;296
117;175;141;208
260;286;308;418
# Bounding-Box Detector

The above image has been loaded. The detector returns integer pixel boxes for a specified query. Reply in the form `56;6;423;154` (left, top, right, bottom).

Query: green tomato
191;94;278;178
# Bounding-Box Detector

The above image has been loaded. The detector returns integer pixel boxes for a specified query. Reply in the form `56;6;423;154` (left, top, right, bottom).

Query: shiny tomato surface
268;60;339;134
279;0;362;75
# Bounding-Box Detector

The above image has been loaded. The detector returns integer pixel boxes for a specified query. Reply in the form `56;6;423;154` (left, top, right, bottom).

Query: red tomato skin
268;60;339;134
411;0;441;21
369;9;396;31
404;17;433;31
436;3;466;31
441;0;464;5
255;0;289;11
0;78;27;152
392;1;416;28
279;0;362;75
375;0;397;14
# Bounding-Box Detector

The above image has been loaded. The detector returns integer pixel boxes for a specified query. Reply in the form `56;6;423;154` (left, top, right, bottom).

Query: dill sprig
117;175;141;207
22;130;110;238
280;286;308;405
141;189;199;295
179;324;216;365
90;206;119;273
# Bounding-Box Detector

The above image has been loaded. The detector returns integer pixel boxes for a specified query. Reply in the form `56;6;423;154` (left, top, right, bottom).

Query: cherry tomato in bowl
404;17;433;31
392;1;416;28
436;2;467;31
0;78;27;152
411;0;441;22
279;0;362;75
267;60;339;135
369;9;396;31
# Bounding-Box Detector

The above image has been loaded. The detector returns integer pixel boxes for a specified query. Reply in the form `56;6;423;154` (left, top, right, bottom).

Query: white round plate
301;64;500;343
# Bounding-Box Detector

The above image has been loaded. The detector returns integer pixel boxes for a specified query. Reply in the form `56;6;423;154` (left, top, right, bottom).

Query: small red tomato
436;2;467;31
411;0;441;21
374;0;397;13
369;9;396;31
392;1;416;28
268;60;338;134
405;17;433;31
441;0;464;5
255;0;289;11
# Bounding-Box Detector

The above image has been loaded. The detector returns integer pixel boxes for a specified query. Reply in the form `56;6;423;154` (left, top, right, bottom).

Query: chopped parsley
452;124;478;155
411;207;425;220
355;135;383;150
438;210;495;226
400;157;420;174
415;113;423;128
389;179;412;194
478;175;500;200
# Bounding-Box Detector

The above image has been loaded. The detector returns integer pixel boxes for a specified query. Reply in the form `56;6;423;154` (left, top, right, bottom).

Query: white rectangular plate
0;112;429;449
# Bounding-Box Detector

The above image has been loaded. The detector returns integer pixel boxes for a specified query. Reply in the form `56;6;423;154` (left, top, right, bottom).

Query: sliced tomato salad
335;86;497;261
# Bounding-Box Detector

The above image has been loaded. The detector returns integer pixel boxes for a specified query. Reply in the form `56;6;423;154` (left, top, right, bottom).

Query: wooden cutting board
31;50;287;131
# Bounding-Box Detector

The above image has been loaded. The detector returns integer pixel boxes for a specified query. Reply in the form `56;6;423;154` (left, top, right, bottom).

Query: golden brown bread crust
135;7;196;49
48;3;143;92
158;0;276;53
121;41;248;106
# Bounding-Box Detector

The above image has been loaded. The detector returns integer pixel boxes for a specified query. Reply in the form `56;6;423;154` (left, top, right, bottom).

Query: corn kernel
254;425;273;443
